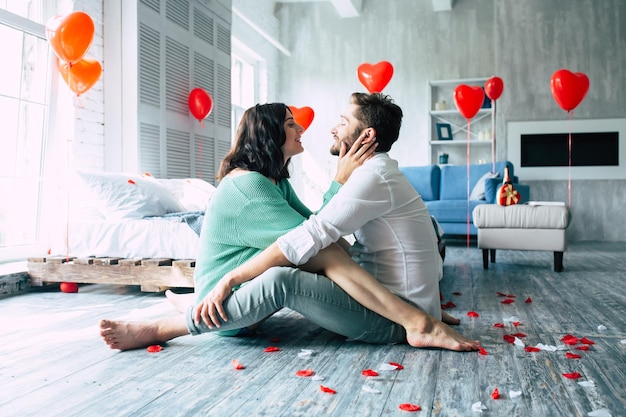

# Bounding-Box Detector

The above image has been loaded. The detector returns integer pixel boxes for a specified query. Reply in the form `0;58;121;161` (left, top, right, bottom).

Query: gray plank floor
0;242;624;417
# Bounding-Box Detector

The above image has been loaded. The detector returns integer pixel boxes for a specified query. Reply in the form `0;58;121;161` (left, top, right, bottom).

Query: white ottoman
472;204;572;272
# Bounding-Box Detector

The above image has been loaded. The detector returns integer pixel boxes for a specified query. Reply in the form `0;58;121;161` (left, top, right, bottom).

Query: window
0;4;51;262
231;40;265;139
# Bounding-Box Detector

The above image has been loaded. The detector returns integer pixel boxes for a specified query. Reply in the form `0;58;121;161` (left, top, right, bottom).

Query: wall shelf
428;77;494;165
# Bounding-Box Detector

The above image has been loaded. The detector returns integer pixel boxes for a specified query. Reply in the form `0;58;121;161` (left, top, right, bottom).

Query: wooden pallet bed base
27;257;195;292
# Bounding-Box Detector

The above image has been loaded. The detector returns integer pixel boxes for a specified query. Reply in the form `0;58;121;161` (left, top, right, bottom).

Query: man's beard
330;129;360;156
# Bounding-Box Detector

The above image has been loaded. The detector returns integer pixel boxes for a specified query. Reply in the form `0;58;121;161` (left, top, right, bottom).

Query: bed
27;171;215;292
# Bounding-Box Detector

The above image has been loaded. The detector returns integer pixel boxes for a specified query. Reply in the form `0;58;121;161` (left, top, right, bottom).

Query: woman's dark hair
218;103;290;181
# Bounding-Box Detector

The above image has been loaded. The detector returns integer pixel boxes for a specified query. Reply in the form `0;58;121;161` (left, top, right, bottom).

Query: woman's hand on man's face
333;132;377;184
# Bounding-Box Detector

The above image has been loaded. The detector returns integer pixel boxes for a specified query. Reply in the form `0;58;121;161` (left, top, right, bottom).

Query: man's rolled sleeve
277;214;343;264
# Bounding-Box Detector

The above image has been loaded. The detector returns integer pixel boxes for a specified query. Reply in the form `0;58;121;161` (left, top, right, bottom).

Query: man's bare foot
405;316;480;352
165;290;195;313
441;310;461;325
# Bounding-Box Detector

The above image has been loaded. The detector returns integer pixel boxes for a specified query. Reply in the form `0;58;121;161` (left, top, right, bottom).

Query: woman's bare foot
441;310;461;325
405;316;480;351
165;290;195;313
100;315;189;351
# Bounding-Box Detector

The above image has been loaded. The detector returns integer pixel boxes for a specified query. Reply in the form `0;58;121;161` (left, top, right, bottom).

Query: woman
100;104;479;352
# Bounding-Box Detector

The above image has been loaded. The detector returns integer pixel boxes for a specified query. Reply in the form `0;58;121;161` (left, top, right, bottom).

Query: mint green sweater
193;172;340;304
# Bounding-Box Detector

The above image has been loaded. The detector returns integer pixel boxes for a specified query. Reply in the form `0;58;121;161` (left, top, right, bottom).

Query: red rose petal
525;346;541;352
441;301;456;309
127;179;136;185
491;388;500;399
453;292;462;296
478;347;489;355
565;352;582;359
575;345;590;351
296;368;314;377
561;334;579;345
399;403;421;412
269;337;280;343
264;346;280;352
320;385;336;394
494;323;505;328
439;291;444;301
496;292;507;297
512;321;522;327
525;297;532;303
503;334;517;344
467;311;479;317
562;372;582;379
147;345;162;353
580;337;595;345
232;359;245;370
362;369;379;377
512;332;527;338
501;299;515;304
389;362;404;370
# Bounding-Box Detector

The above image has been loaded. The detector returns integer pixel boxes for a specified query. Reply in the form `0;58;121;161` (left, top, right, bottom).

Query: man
101;95;478;352
278;92;445;322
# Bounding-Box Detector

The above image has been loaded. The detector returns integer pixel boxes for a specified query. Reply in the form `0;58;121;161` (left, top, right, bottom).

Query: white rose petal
298;349;315;358
471;401;487;413
578;380;596;388
587;409;612;417
509;390;522;399
362;386;382;394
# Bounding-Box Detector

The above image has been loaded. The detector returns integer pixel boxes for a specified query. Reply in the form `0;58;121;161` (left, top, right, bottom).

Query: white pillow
76;171;185;220
470;172;500;200
157;178;216;211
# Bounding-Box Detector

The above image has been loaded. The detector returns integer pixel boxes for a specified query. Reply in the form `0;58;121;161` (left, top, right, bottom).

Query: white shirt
278;153;443;320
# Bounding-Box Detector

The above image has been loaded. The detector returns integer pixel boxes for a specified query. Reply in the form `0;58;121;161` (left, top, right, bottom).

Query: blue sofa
400;161;530;236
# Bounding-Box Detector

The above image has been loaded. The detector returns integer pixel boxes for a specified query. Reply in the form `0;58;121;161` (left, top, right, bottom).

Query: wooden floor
1;242;625;417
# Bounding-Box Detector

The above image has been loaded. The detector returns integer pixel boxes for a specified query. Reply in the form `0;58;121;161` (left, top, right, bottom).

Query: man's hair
350;92;403;152
218;103;291;181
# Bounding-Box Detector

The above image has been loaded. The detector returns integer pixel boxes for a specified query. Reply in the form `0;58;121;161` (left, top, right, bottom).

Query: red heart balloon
357;61;394;93
46;11;95;65
550;69;589;112
58;57;102;96
484;76;504;101
288;106;315;131
188;88;213;121
453;85;485;119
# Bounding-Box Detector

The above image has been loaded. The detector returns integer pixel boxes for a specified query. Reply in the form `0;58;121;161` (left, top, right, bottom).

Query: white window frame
0;6;59;262
231;36;266;140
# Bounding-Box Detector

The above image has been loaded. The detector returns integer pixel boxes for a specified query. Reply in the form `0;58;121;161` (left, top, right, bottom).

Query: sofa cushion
440;161;513;200
399;165;440;201
425;199;489;223
470;171;500;200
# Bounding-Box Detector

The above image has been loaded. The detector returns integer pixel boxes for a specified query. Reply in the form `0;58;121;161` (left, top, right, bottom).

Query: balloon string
466;120;471;249
65;137;71;263
567;113;572;204
491;100;496;173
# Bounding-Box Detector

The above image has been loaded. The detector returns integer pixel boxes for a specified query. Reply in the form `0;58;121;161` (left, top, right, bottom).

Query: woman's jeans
186;267;407;344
